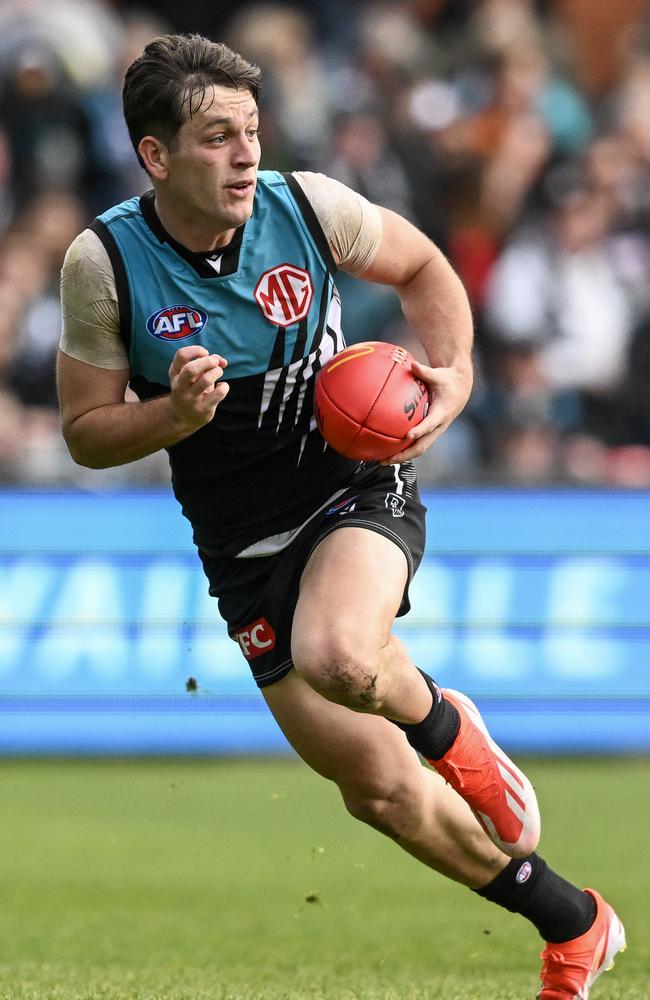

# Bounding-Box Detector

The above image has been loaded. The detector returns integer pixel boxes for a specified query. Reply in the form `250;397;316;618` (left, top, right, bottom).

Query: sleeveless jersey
91;171;360;557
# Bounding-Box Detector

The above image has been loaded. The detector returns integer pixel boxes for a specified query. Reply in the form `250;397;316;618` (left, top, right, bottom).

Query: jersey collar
139;190;244;278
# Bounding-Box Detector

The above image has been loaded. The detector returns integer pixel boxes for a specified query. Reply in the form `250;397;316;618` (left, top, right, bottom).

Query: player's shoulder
256;169;358;200
291;170;360;200
95;194;142;225
289;172;377;234
62;228;113;281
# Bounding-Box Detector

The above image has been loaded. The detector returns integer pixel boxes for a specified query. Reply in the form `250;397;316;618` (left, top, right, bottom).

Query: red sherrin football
314;341;429;461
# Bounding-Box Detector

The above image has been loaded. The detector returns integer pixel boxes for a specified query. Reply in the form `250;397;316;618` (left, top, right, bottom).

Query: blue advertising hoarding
0;488;648;754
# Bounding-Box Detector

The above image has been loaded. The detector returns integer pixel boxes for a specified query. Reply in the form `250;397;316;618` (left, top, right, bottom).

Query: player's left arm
358;207;474;463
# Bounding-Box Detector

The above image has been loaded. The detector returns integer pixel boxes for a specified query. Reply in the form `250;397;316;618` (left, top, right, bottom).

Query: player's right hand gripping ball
314;341;429;461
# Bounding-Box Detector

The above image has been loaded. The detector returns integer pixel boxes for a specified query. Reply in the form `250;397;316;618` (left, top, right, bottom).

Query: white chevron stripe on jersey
257;366;280;429
295;378;309;426
277;357;307;427
257;300;344;431
296;418;320;465
326;286;342;336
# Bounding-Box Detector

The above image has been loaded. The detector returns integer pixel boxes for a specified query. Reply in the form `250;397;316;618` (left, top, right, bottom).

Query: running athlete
57;34;625;999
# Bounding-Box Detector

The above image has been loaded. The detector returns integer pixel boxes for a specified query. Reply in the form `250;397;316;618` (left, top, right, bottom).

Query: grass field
0;756;647;1000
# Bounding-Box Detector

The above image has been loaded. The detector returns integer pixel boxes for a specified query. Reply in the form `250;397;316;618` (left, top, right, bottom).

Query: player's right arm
57;232;229;469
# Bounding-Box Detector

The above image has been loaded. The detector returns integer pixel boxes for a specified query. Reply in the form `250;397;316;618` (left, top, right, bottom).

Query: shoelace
540;946;589;991
445;755;501;806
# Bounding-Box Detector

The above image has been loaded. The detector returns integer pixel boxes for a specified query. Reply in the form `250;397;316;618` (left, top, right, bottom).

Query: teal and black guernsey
91;171;359;557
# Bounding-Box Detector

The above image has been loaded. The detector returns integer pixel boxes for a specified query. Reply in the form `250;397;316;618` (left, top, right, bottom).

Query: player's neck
153;195;236;252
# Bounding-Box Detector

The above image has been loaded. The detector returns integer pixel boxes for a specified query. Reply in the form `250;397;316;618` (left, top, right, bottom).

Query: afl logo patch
254;263;314;327
146;304;208;341
516;861;533;884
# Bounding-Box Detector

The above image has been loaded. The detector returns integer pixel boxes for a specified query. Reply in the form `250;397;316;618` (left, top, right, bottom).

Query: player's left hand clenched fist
169;345;230;435
382;357;473;464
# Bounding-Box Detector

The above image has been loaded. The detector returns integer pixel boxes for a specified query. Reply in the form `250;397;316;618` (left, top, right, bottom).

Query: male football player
57;34;625;998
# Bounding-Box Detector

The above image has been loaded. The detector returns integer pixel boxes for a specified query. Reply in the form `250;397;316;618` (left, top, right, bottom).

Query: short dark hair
123;33;261;169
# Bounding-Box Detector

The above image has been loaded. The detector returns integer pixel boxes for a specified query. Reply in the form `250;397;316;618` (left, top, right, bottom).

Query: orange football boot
537;889;626;999
431;689;541;858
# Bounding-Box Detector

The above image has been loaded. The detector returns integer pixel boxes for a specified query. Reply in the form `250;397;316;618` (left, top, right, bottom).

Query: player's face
163;85;261;244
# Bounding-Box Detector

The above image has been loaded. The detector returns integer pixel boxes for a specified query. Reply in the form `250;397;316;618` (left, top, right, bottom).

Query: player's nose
231;133;259;166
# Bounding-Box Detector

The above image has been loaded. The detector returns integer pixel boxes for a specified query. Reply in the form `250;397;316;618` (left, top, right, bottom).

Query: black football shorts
198;462;426;688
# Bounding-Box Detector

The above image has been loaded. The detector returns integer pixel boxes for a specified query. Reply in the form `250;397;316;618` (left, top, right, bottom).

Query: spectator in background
484;170;650;481
472;340;582;484
0;269;22;479
0;199;79;480
81;11;172;208
0;0;122;93
0;43;102;214
593;51;650;233
6;191;84;409
325;111;415;221
617;309;650;450
0;0;162;216
227;4;333;166
551;0;649;98
0;128;13;234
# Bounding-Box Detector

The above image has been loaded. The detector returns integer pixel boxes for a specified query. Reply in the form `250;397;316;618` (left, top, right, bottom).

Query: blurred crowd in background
1;0;650;487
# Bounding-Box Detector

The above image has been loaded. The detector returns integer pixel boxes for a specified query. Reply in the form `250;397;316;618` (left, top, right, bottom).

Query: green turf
0;756;647;999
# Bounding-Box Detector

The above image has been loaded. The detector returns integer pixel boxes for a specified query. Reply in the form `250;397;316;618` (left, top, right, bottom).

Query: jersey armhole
282;172;337;276
89;219;132;353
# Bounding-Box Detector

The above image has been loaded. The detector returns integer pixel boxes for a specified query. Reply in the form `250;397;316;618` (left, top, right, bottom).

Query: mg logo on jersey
254;264;314;327
233;617;276;660
146;304;208;341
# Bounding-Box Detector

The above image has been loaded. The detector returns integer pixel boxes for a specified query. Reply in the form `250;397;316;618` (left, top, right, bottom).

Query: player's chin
222;187;255;214
223;203;254;228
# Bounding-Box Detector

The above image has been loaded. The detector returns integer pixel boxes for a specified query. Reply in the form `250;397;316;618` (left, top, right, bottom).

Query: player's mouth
224;179;255;198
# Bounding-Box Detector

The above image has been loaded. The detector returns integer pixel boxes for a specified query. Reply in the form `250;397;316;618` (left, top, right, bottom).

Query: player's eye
208;134;227;145
246;128;259;139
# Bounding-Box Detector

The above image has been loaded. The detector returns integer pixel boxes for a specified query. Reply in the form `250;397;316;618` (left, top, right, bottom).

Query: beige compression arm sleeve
59;229;128;369
292;171;382;275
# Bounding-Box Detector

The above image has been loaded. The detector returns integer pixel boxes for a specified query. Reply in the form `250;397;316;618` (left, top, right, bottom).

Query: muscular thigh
291;463;426;665
293;526;408;656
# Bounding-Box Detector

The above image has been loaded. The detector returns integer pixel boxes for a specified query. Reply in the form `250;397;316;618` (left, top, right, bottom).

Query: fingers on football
410;358;434;379
381;426;446;465
406;406;446;441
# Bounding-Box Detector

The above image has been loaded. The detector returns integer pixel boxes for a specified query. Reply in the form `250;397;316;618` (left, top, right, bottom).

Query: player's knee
292;629;385;711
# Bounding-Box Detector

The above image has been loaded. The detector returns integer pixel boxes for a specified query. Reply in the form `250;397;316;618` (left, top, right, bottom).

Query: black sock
392;671;460;760
474;854;597;942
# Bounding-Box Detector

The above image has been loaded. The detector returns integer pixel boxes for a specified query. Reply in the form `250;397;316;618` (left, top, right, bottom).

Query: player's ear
138;136;169;180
